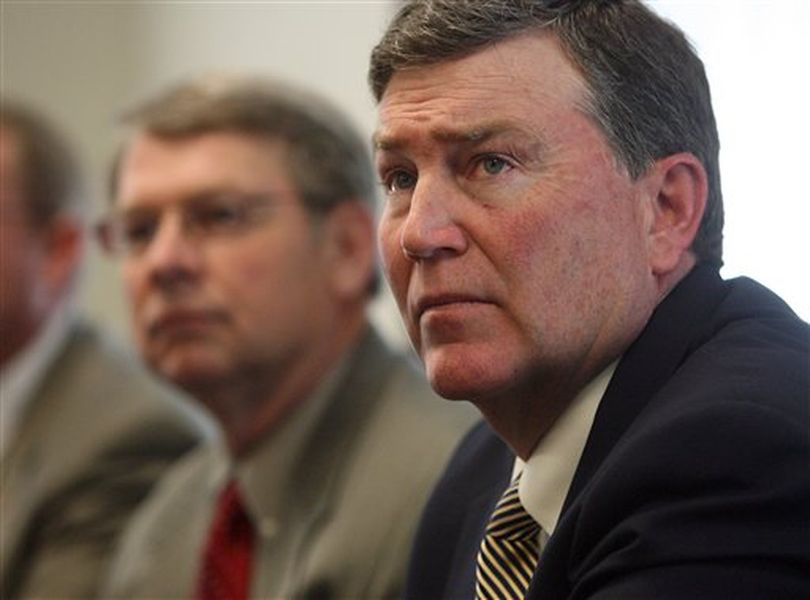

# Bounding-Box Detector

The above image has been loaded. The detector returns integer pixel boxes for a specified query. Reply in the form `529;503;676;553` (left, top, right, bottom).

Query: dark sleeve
405;422;513;600
563;400;810;600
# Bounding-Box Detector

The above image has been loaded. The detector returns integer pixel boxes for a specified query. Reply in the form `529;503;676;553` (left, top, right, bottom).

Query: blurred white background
653;0;810;322
2;0;807;348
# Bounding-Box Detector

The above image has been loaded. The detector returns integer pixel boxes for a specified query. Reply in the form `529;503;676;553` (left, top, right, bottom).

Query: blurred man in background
99;75;476;599
0;101;207;598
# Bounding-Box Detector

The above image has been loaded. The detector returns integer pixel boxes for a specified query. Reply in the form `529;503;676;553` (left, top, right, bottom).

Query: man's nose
142;214;203;288
400;175;468;261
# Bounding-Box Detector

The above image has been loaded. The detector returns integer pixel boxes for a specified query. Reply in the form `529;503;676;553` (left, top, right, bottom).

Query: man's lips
414;294;493;321
148;309;226;337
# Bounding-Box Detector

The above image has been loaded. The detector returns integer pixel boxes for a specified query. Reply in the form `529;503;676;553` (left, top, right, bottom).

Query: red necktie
195;480;255;600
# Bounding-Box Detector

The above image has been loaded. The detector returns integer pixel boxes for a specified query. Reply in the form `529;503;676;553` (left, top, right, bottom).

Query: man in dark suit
0;101;207;598
369;1;810;598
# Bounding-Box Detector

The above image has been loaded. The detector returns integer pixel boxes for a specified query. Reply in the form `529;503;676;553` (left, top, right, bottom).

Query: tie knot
476;476;541;599
486;477;540;541
217;480;251;533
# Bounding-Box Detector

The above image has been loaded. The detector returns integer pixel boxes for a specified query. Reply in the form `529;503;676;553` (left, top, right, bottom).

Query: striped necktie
475;476;541;600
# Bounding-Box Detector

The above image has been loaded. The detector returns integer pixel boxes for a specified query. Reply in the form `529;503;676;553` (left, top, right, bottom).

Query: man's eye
196;204;244;230
477;155;511;176
385;170;417;193
124;219;157;247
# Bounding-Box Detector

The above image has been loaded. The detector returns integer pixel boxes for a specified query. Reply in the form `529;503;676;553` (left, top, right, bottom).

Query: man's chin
150;352;229;392
424;344;519;404
426;361;491;401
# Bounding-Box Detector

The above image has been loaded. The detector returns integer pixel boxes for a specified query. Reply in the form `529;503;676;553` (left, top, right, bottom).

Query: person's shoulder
716;275;809;350
431;421;513;494
351;327;480;431
627;277;809;456
553;373;810;598
118;440;221;520
100;441;221;598
591;279;810;512
58;320;213;441
371;346;481;455
550;316;810;598
672;275;809;422
62;321;175;399
331;328;482;511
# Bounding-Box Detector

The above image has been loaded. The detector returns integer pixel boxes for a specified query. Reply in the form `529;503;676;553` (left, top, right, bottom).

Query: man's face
0;127;49;365
117;132;336;393
375;32;659;408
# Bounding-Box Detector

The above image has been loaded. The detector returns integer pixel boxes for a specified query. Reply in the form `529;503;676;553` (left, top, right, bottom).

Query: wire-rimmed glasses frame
95;190;298;258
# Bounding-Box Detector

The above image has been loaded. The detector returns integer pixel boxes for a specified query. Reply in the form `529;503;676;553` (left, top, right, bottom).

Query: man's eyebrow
373;121;526;152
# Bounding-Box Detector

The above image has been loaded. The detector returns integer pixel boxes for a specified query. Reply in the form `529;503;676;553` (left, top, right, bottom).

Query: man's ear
645;152;707;275
41;216;83;299
320;200;375;300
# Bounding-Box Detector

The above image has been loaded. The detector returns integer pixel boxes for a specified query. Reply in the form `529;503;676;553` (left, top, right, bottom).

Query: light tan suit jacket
103;327;478;599
0;322;209;598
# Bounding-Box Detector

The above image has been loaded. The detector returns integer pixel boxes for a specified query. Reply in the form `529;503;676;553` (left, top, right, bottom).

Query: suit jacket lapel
560;265;727;515
0;327;83;581
523;266;727;598
289;328;396;531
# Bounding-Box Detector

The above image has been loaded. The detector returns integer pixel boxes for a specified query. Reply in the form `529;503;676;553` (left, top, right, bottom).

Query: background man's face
375;32;659;408
0;128;50;365
117;131;337;394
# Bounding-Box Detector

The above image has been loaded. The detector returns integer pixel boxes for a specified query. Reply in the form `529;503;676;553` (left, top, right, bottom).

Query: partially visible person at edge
369;1;810;598
0;100;209;598
97;75;477;599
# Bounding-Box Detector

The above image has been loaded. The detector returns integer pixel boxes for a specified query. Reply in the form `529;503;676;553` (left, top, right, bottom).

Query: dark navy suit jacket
405;266;810;599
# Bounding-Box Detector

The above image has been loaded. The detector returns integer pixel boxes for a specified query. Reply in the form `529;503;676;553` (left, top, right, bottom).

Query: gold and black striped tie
475;477;541;599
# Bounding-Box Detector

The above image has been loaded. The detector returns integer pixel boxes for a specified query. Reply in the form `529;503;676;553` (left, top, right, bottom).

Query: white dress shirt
515;362;618;549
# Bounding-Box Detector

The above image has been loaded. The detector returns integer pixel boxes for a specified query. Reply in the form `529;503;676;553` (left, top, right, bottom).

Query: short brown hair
112;75;376;216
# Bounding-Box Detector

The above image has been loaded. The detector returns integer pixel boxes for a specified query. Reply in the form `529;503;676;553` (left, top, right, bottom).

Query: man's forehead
125;129;285;159
373;33;587;150
122;130;293;182
373;120;539;153
116;130;292;205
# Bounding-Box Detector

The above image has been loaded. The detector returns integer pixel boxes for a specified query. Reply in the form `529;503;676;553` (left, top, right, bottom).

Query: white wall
1;0;403;343
651;0;810;320
2;0;807;347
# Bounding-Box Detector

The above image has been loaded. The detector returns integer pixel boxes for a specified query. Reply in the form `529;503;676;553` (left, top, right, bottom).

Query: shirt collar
516;361;617;535
231;345;352;538
0;302;74;460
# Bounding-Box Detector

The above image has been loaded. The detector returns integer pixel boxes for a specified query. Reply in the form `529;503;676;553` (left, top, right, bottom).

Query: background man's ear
42;216;84;301
645;152;708;275
321;200;375;300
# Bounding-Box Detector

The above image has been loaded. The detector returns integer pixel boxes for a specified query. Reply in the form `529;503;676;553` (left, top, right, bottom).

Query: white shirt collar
516;361;617;535
0;302;75;460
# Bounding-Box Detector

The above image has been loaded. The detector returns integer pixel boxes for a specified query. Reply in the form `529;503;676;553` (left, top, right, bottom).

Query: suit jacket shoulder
534;267;810;599
295;329;480;598
101;442;223;597
1;322;209;599
405;422;513;600
103;327;478;599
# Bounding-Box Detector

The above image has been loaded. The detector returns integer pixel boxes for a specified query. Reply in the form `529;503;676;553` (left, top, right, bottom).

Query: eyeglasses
96;191;292;257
